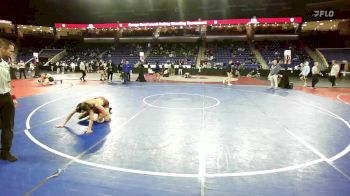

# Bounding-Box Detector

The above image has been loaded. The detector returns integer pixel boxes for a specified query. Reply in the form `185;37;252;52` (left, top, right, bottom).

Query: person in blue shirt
122;61;132;83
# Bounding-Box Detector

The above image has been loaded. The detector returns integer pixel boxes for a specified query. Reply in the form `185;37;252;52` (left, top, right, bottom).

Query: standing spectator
98;62;106;81
311;62;323;89
70;61;76;72
103;61;108;80
18;60;26;79
223;64;233;86
107;60;114;82
127;61;133;79
56;61;60;74
278;66;292;89
154;62;161;81
126;61;132;82
178;63;183;76
61;61;67;74
117;62;122;73
329;60;340;87
268;60;282;89
0;38;18;162
49;61;54;73
79;61;86;81
299;61;310;87
28;61;35;77
87;61;93;73
122;61;132;84
136;63;146;82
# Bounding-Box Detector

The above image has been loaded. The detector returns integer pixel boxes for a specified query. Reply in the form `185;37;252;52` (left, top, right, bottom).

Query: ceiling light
320;23;324;25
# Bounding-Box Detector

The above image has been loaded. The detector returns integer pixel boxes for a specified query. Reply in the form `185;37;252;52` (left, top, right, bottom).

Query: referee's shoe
0;150;17;162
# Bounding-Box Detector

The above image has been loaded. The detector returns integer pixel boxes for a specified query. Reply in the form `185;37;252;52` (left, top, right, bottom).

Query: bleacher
146;43;198;65
206;41;259;69
255;40;311;68
318;48;350;62
103;44;148;65
62;46;108;63
16;48;41;63
39;49;64;58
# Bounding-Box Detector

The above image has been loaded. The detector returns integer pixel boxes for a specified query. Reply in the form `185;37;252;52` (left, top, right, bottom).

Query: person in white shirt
178;63;183;76
18;60;26;79
29;62;35;77
70;62;76;72
329;60;340;87
61;61;66;74
56;61;60;74
299;61;310;87
311;62;323;88
268;60;282;89
79;61;86;81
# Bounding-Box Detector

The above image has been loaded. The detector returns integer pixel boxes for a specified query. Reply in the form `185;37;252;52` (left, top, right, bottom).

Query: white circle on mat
143;93;220;110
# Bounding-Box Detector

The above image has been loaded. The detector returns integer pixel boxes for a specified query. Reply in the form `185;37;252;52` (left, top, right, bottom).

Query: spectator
311;62;323;88
268;60;282;89
329;60;340;87
18;60;26;79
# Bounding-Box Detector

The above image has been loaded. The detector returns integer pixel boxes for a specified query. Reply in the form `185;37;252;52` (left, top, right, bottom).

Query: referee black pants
80;70;86;81
311;74;319;87
107;71;113;81
0;93;15;154
329;76;336;87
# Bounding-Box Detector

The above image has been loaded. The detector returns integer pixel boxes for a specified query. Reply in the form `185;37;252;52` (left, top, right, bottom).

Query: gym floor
1;73;350;196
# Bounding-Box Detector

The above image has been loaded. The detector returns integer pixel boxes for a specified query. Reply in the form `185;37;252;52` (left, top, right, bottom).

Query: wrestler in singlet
92;97;109;110
77;96;111;122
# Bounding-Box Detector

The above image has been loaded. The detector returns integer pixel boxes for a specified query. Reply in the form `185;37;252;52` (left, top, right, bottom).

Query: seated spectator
246;69;261;78
183;72;191;78
163;68;169;77
147;65;154;75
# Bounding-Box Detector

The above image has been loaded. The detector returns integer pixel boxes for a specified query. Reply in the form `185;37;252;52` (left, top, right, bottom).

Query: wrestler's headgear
76;103;91;113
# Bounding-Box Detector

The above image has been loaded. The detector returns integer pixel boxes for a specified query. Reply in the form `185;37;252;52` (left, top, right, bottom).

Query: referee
0;38;18;162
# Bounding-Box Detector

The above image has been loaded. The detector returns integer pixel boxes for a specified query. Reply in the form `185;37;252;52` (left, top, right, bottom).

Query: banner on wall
55;17;303;29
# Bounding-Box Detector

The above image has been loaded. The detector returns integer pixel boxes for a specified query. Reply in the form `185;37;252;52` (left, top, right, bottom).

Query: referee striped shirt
0;58;11;94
